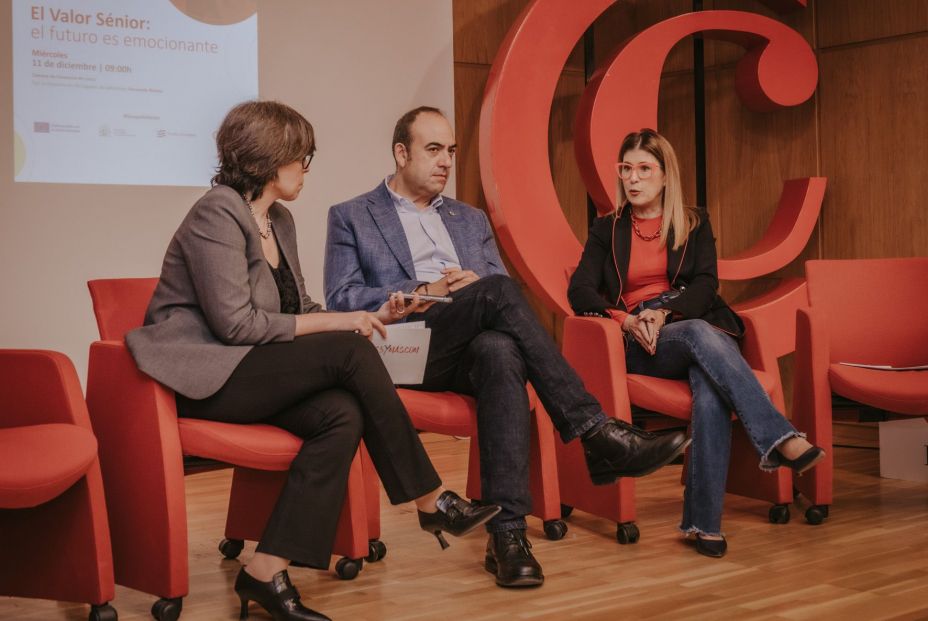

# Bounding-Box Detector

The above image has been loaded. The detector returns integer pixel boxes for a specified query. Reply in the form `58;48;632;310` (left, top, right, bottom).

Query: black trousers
176;331;442;569
412;274;605;531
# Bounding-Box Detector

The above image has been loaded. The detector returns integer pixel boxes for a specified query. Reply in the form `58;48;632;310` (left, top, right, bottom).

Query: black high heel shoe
417;490;502;549
234;568;330;621
695;534;727;558
777;446;826;475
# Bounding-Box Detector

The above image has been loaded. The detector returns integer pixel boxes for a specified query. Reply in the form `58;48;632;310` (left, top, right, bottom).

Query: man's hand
374;291;432;324
441;266;480;292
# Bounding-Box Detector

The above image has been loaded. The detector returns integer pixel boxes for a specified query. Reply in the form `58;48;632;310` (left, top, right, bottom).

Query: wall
0;0;455;383
452;0;927;371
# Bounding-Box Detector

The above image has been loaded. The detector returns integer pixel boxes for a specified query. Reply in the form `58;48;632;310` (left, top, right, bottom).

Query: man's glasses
616;162;662;180
301;153;314;171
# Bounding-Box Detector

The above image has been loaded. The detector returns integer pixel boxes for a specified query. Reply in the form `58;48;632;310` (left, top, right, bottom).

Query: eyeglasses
301;153;314;171
616;161;662;180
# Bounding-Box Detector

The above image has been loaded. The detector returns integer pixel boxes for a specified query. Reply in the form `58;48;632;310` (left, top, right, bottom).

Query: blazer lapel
367;184;417;280
438;201;470;269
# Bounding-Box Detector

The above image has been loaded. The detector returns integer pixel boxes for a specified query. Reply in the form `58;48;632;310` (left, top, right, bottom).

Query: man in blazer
324;107;688;588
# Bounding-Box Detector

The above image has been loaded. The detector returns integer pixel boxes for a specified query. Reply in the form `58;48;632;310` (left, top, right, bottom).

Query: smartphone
401;293;453;304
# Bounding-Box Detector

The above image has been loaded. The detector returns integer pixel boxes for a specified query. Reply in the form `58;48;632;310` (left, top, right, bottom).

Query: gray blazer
324;183;508;312
126;185;321;399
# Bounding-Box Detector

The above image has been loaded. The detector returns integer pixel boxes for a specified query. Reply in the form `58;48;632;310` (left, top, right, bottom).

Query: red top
607;215;669;326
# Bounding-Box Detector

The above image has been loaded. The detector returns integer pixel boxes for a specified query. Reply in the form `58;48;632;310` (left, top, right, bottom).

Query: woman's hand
623;309;668;355
335;311;387;339
374;291;431;325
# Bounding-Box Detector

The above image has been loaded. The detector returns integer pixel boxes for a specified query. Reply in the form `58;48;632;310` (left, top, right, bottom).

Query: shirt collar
384;175;444;213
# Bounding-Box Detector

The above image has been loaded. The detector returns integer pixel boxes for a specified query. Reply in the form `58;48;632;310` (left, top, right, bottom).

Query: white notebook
371;322;432;384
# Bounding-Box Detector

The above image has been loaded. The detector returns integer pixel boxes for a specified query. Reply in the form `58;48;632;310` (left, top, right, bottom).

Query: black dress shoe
582;419;691;484
694;534;727;558
776;446;825;475
485;529;544;588
418;490;502;549
234;568;330;621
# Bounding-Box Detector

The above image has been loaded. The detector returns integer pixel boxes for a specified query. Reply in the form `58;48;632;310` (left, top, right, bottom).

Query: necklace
245;198;272;239
631;212;661;241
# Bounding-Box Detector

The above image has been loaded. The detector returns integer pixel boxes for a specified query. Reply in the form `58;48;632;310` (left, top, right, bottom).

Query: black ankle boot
485;529;544;588
418;490;501;549
582;419;690;484
234;568;330;621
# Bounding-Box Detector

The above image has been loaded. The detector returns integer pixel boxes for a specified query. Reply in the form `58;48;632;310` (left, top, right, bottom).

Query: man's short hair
392;106;445;155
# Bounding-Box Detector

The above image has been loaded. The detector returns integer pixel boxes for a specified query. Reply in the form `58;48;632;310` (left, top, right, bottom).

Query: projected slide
11;0;258;186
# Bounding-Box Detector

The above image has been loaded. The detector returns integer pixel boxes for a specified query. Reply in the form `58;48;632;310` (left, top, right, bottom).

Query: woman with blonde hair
567;128;824;558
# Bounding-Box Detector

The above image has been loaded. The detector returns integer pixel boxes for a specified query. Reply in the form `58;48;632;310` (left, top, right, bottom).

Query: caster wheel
805;505;828;525
335;557;362;580
560;504;574;519
366;539;387;562
543;519;568;540
768;504;791;524
218;537;245;560
89;603;117;621
150;597;182;621
616;522;640;544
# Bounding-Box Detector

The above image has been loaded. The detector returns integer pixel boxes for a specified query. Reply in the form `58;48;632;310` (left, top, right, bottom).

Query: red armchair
84;278;381;621
0;349;116;621
793;258;928;522
399;386;566;540
558;291;800;542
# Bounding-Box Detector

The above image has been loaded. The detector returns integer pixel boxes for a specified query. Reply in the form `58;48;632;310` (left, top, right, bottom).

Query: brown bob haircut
212;100;315;201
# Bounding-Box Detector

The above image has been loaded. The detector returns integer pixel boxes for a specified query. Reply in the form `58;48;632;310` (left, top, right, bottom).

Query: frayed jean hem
759;430;807;471
679;525;724;538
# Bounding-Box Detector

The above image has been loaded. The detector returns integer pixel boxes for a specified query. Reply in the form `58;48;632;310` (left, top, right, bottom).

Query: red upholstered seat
793;258;928;517
397;383;566;539
85;278;381;617
627;370;777;419
827;365;928;416
559;283;799;538
177;420;302;471
0;350;116;618
0;424;98;508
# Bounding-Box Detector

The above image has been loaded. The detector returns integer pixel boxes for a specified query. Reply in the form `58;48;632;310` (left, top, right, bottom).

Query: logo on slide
33;122;50;133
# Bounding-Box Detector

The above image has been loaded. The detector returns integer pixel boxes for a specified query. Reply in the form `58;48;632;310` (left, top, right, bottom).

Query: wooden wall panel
549;72;590;243
818;35;928;259
453;0;928;340
592;0;694;73
817;0;928;48
453;64;491;211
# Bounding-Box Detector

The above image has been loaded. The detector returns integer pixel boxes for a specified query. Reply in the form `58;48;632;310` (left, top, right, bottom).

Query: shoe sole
590;436;692;485
484;557;545;588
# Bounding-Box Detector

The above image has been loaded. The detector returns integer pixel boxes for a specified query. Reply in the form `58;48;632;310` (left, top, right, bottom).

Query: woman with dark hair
567;129;824;558
127;101;498;621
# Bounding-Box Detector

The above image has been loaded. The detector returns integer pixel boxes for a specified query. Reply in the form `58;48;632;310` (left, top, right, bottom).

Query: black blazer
567;205;744;338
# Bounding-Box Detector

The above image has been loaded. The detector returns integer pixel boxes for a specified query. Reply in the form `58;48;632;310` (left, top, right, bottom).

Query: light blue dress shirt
384;176;461;283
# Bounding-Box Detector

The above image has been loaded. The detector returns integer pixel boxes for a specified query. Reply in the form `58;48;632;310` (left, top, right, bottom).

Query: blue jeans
414;275;608;532
625;319;801;536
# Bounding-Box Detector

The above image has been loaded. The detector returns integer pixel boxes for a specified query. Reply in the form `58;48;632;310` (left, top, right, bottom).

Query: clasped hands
623;308;670;355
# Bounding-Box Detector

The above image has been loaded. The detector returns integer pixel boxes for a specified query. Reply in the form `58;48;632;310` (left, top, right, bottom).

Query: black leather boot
234;568;330;621
582;419;690;484
485;529;544;588
418;490;501;549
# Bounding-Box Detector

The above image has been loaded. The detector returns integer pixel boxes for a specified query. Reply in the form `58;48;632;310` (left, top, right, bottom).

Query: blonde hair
615;129;697;250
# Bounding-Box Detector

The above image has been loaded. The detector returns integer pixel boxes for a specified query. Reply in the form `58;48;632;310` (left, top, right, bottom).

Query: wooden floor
3;434;927;621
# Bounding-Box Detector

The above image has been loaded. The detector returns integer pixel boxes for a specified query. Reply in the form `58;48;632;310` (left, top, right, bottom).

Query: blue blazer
324;182;508;311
